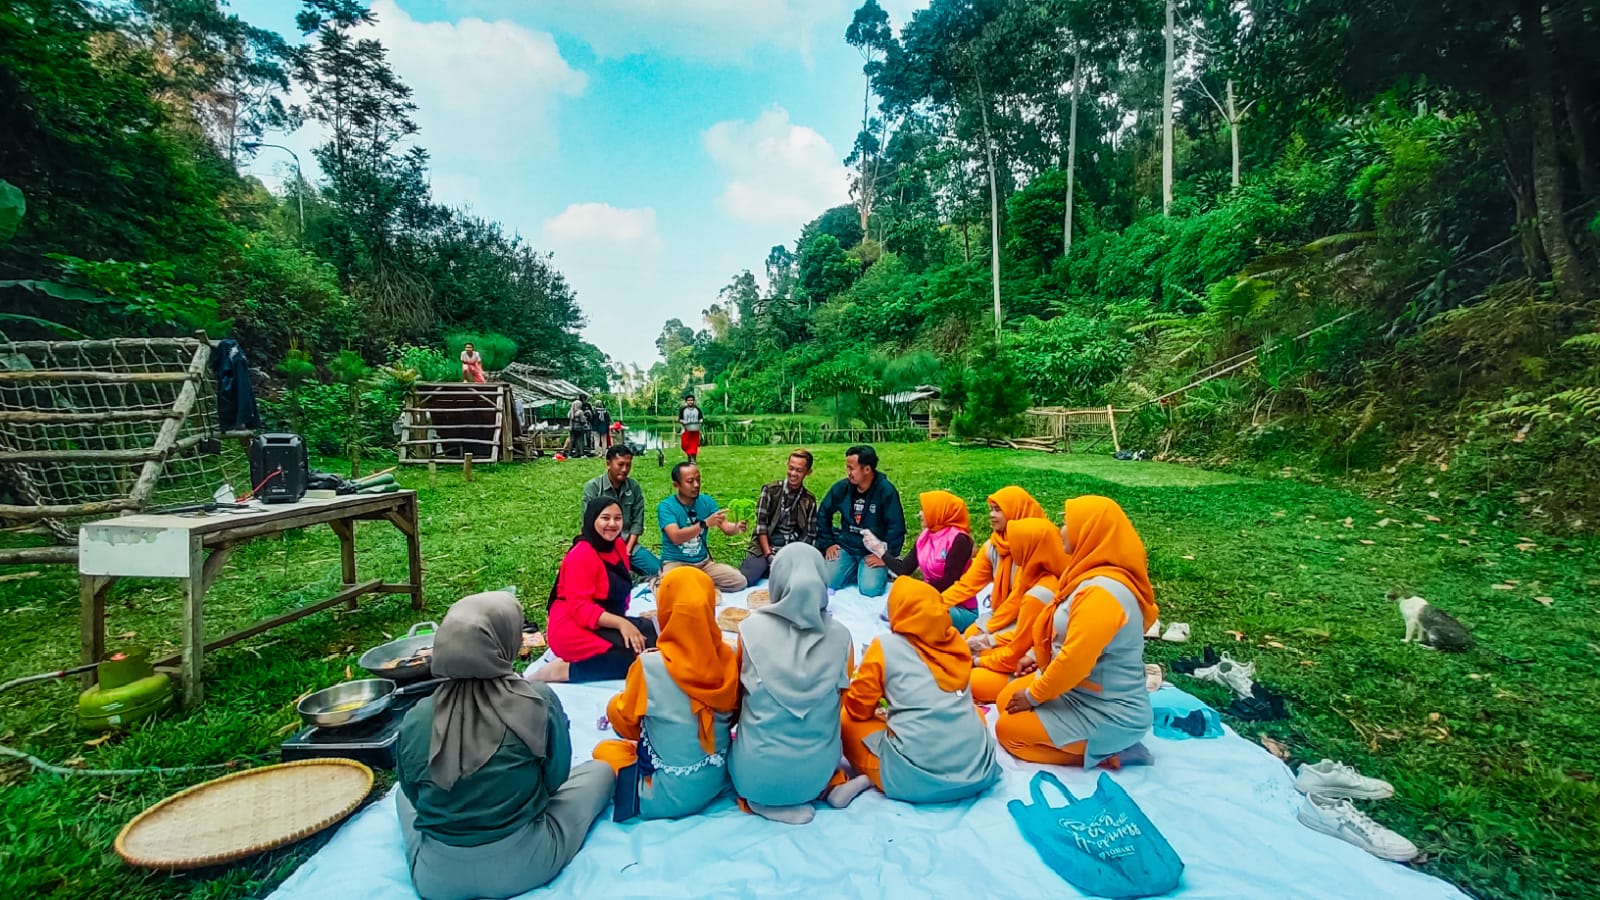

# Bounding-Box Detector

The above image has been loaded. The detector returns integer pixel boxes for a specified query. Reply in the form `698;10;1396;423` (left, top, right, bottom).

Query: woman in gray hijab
728;543;855;825
395;591;614;900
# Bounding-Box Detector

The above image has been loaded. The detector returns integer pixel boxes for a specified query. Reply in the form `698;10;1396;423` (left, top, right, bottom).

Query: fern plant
1494;387;1600;448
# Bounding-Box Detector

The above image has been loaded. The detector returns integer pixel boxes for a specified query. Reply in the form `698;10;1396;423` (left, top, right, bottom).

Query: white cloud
541;203;663;251
368;0;586;165
704;107;851;229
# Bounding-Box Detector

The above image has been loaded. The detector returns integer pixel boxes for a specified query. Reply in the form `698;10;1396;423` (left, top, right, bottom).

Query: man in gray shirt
580;444;659;575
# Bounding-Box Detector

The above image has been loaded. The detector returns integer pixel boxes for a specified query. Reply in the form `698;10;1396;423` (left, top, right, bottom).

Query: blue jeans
629;543;661;577
826;550;888;597
949;604;978;633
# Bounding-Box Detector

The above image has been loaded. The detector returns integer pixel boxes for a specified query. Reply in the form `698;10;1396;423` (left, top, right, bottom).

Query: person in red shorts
678;393;703;464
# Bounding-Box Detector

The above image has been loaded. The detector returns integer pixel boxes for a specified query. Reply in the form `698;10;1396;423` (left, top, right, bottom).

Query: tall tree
291;0;438;335
1161;0;1175;215
845;1;898;237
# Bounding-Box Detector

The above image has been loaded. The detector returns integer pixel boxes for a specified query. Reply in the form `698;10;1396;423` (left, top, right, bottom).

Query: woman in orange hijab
940;486;1049;639
837;578;1001;805
994;496;1158;770
966;518;1070;704
871;490;977;622
592;567;739;819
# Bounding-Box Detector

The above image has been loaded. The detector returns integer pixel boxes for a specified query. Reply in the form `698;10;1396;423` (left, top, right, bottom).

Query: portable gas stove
280;677;441;769
281;711;405;769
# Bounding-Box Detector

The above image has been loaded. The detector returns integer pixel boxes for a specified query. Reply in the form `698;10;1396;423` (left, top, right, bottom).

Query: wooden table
77;491;423;706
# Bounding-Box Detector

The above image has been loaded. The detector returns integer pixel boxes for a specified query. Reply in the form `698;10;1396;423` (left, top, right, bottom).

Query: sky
231;0;931;371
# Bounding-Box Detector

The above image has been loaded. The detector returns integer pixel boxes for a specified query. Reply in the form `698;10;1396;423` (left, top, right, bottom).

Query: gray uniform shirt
869;634;1001;803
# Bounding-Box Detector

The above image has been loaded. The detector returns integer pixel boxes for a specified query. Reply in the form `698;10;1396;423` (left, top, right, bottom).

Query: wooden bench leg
79;575;115;687
387;496;425;611
330;519;358;609
182;535;205;708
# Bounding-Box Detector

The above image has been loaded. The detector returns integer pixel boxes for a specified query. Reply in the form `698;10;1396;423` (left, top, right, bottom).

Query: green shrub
445;332;517;371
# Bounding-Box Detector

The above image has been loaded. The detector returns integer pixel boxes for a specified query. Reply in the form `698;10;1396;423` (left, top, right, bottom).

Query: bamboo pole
0;498;140;518
0;432;205;464
0;337;198;353
127;342;210;509
0;371;190;383
0;409;179;425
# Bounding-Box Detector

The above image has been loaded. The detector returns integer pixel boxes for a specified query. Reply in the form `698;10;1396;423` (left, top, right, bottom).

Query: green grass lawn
2;443;1597;899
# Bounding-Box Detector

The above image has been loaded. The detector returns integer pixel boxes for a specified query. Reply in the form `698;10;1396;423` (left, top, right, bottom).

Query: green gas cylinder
78;648;173;731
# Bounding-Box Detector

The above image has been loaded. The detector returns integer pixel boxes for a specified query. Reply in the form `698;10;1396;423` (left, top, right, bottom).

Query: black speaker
249;433;308;503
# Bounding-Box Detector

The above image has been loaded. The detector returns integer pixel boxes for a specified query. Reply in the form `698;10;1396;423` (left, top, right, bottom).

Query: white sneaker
1191;655;1256;697
1160;622;1190;643
1295;759;1395;800
1144;618;1163;639
1297;795;1419;862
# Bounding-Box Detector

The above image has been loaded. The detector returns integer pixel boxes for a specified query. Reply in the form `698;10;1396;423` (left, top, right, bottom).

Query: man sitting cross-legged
658;461;748;591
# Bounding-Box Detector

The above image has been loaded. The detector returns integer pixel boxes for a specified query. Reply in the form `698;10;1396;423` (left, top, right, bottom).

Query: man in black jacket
814;445;905;598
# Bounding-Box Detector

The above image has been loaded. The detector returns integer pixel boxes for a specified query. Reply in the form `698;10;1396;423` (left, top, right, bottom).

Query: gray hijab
740;544;849;717
428;591;550;790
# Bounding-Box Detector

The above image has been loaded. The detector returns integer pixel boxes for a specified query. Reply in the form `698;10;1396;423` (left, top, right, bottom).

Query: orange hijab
887;578;969;692
919;490;971;534
651;567;740;754
982;486;1049;607
986;486;1047;555
990;518;1069;632
1057;495;1157;629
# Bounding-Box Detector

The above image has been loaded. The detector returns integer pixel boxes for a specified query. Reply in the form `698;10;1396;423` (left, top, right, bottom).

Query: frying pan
296;676;447;729
358;621;438;681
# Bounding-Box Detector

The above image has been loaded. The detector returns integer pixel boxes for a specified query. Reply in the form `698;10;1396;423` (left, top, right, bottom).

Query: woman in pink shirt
532;498;657;683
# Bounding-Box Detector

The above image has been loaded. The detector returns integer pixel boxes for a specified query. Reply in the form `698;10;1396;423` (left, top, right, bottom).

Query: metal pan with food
358;621;438;681
296;676;447;729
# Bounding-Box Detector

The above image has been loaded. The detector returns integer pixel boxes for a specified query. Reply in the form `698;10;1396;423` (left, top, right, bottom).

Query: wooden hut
879;385;943;439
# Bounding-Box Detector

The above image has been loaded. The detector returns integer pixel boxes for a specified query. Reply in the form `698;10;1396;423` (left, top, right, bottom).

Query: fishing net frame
0;336;242;563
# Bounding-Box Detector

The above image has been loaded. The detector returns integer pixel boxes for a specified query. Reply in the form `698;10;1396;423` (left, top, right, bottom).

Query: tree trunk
858;72;873;235
1227;79;1241;188
1521;0;1590;303
1551;1;1600;197
1064;51;1082;255
1161;0;1175;215
978;82;1003;341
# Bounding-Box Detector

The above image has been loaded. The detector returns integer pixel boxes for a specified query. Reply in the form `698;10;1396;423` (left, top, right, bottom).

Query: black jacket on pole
211;339;261;432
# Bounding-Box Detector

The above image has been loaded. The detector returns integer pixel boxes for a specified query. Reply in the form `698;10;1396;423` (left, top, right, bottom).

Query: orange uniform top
604;567;738;754
1025;496;1157;705
941;486;1050;630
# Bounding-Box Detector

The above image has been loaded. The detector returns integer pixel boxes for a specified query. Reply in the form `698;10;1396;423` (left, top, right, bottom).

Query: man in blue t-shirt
657;462;748;591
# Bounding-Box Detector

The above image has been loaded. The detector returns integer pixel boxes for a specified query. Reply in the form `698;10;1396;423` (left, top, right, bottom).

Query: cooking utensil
298;679;396;729
296;676;449;730
358;621;438;681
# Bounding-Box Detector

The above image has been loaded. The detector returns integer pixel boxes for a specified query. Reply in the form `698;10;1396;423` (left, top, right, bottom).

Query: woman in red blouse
531;498;658;683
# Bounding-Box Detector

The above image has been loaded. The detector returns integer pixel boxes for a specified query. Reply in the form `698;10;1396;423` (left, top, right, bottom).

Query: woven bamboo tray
115;758;374;870
746;589;771;609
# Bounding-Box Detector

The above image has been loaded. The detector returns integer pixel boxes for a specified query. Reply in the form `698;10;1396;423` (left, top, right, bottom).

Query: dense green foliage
0;0;607;403
632;0;1600;527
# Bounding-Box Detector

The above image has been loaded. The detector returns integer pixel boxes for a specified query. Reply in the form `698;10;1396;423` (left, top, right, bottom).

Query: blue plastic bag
1007;771;1184;898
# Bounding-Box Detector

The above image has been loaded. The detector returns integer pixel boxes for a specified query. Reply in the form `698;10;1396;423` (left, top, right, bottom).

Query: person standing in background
678;394;703;464
460;342;486;384
593;401;612;449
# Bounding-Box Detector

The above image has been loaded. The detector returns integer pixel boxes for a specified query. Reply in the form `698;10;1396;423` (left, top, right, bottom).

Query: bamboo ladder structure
0;336;228;565
398;382;513;464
